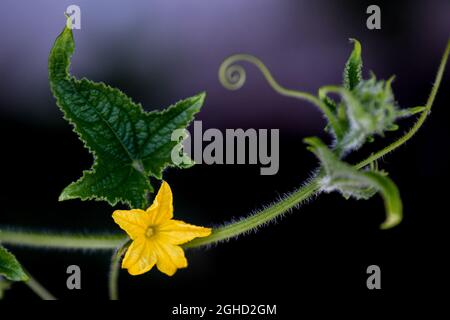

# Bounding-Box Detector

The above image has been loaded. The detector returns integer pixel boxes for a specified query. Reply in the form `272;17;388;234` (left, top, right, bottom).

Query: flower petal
112;209;150;239
147;181;173;225
122;238;157;276
157;220;212;245
153;241;187;276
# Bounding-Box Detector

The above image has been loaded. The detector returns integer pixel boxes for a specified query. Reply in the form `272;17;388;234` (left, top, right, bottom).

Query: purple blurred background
1;0;449;131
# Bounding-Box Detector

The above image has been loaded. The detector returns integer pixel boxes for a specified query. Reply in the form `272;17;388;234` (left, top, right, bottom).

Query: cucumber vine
0;20;449;300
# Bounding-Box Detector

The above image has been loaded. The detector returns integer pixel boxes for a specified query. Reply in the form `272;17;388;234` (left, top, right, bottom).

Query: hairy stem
109;241;130;300
0;230;126;249
24;269;57;300
356;39;450;169
184;179;320;248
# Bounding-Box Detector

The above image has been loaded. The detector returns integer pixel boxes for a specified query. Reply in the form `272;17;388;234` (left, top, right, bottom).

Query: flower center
145;226;155;238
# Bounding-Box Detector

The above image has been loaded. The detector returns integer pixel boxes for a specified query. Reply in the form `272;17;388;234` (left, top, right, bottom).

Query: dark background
0;0;449;311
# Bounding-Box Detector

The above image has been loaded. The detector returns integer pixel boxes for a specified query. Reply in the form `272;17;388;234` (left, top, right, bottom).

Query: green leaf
0;245;28;282
320;74;401;155
343;38;363;91
49;24;204;209
305;137;403;229
342;76;398;147
320;41;422;155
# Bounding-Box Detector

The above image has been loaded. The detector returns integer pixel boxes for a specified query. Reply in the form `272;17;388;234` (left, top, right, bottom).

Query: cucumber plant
0;20;448;300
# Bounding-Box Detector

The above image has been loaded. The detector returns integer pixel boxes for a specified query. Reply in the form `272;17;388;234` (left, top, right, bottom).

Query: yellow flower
112;181;211;276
